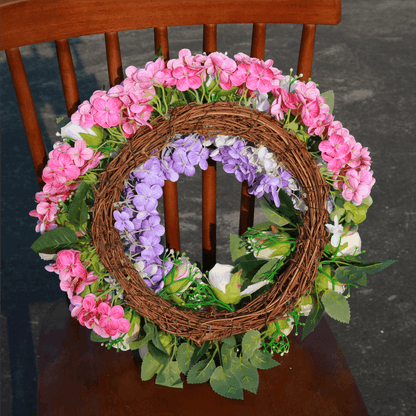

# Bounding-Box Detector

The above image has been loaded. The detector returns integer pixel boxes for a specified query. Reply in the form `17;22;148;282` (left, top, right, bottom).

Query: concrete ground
1;0;415;415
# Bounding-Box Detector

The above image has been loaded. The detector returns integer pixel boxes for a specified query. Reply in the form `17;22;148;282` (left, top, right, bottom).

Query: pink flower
205;52;237;90
246;62;274;93
300;99;321;126
270;88;289;121
172;66;202;91
71;101;94;129
36;202;58;222
230;62;250;86
69;295;84;317
98;304;130;337
91;97;122;128
56;249;87;280
46;153;80;184
234;53;258;65
67;139;94;167
136;58;165;89
307;112;334;137
295;81;320;104
319;134;351;160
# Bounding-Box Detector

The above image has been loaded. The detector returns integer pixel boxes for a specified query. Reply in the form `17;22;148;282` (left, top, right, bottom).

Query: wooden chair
1;1;370;415
1;0;341;272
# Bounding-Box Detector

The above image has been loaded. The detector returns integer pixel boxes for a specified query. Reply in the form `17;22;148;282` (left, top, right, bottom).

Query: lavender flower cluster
114;133;296;293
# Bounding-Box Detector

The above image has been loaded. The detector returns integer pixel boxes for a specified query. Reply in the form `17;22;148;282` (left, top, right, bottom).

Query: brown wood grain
0;0;341;51
37;299;369;416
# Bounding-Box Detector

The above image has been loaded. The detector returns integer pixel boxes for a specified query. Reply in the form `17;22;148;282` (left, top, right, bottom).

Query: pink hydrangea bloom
135;58;165;89
97;303;130;337
295;81;320;104
91;97;122;128
71;101;94;129
56;249;87;281
67;139;94;167
172;66;202;91
246;62;274;93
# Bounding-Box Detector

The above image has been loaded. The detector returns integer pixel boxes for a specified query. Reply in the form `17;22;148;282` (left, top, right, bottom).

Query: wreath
30;49;395;399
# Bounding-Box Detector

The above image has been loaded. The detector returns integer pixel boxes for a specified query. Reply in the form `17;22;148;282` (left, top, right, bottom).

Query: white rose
337;227;362;257
60;121;97;141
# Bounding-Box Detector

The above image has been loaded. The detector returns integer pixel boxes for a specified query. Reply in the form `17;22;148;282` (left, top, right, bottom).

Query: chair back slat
104;32;123;87
163;180;181;254
55;39;80;116
202;158;217;271
251;23;267;60
203;24;217;54
154;27;170;61
297;24;316;82
6;47;47;188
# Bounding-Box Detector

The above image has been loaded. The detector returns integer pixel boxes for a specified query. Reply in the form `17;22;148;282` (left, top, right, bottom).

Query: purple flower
133;183;163;211
133;158;164;186
188;146;210;170
139;235;164;260
172;149;195;177
113;211;134;232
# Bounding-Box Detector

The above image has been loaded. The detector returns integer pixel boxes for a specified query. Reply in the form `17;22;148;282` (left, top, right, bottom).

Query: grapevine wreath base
92;101;329;344
30;49;396;399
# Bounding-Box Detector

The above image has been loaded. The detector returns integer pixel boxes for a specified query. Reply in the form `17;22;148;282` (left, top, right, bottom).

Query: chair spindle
154;27;170;61
6;47;46;189
297;24;316;82
105;32;123;87
55;39;80;117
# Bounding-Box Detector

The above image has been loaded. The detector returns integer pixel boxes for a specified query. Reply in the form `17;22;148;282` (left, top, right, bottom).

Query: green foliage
231;357;259;394
259;201;290;226
148;342;170;366
90;331;108;343
155;361;183;389
352;259;397;275
251;258;280;283
221;340;238;371
79;125;104;146
335;265;366;285
176;342;195;375
249;349;280;370
241;330;261;359
189;341;210;368
209;366;244;400
31;226;78;254
68;181;91;227
153;45;164;61
302;300;324;340
235;259;267;281
230;234;248;262
141;351;163;381
187;357;216;384
321;90;335;114
321;290;351;324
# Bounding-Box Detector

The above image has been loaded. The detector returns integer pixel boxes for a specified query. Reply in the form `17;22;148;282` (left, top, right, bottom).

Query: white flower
240;280;270;296
208;263;234;294
337;227;362;257
60;121;97;141
325;215;344;247
279;75;300;93
251;92;270;112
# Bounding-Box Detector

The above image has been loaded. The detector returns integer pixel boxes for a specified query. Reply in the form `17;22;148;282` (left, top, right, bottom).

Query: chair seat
37;299;369;416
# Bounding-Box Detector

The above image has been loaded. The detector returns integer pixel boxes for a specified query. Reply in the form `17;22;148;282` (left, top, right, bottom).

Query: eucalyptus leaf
321;290;351;324
301;299;324;340
187;357;216;384
155;361;183;389
241;330;261;359
249;349;280;370
209;366;243;400
230;357;259;394
176;342;195;375
31;227;78;254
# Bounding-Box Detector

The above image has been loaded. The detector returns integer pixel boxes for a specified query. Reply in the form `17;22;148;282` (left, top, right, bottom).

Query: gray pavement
1;1;415;415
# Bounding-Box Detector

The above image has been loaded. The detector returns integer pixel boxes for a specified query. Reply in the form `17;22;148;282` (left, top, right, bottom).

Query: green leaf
232;252;257;265
285;120;300;134
79;125;104;146
355;274;367;287
176;342;195;375
221;342;238;371
321;90;335;114
252;221;274;231
230;234;248;262
335;265;365;284
236;259;268;281
302;299;324;340
321;290;350;324
133;323;155;350
31;226;78;254
153;45;164;61
189;341;210;368
210;366;243;400
90;331;108;343
259;201;290;226
68;181;90;227
353;260;397;275
278;189;297;218
249;349;280;370
251;258;280;283
241;330;261;359
155;361;183;389
148;341;170;366
230;357;259;394
187;357;216;384
141;351;163;381
151;330;170;356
